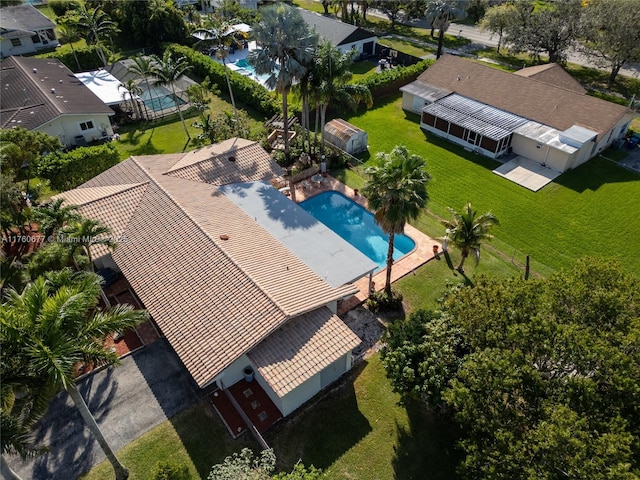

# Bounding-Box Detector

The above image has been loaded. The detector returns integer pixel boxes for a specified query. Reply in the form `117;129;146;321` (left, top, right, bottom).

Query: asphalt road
6;340;202;480
365;6;640;79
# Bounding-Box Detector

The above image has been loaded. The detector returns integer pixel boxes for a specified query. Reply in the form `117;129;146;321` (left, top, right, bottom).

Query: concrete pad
493;156;562;191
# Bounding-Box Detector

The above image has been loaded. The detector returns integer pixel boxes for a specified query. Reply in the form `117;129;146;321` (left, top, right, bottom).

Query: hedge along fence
37;143;120;191
43;44;112;73
166;43;279;118
355;58;434;100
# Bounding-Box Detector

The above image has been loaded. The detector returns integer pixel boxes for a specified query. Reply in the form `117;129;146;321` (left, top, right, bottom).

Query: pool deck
290;174;441;314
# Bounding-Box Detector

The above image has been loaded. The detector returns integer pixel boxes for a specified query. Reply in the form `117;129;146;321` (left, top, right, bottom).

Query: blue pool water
140;86;185;113
299;191;416;272
234;59;272;85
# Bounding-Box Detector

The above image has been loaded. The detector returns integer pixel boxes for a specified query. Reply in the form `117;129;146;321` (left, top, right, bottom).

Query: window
10;38;22;47
79;121;95;131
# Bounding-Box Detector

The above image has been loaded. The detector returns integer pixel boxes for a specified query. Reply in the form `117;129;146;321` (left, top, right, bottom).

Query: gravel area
341;306;387;361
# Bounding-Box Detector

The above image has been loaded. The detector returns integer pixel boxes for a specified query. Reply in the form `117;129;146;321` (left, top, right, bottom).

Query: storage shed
323;119;368;155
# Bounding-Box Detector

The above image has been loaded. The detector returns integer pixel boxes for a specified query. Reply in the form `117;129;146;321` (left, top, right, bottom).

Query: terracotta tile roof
166;137;284;185
248;307;361;397
56;141;359;387
513;63;586;94
0;56;113;130
416;55;630;140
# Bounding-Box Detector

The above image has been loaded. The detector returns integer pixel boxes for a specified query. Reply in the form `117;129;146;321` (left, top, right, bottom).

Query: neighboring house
0;4;58;58
54;137;376;420
401;55;634;173
0;56;114;146
298;8;377;57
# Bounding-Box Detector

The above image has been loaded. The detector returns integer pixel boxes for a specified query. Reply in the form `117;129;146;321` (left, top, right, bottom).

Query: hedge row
43;45;110;73
38;143;120;191
355;58;434;98
166;44;279;117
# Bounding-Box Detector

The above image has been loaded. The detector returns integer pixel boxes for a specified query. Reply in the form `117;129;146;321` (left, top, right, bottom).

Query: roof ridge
75;182;149;205
130;156;288;318
165;139;255;175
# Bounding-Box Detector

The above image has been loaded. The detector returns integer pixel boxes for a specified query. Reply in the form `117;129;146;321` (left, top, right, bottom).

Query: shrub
366;290;403;313
355;59;434;98
43;44;111;73
49;0;81;17
38;143;120;191
166;44;279;117
153;461;191;480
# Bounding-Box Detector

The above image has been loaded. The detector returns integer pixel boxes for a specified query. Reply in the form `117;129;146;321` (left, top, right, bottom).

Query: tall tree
127;55;157;121
478;2;519;54
0;128;61;183
579;0;640;85
56;20;82;71
60;217;116;271
314;41;372;154
194;15;241;134
503;0;581;64
371;0;404;27
249;3;317;200
152;51;193;140
362;146;430;296
73;4;119;68
424;0;467;59
1;269;149;480
441;202;499;273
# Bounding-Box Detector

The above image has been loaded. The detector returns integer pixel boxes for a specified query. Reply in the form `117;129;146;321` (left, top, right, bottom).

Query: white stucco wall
35;114;114;146
338;39;377;56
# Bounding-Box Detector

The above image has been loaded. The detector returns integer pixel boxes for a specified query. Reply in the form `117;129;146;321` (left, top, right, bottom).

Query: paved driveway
7;340;202;480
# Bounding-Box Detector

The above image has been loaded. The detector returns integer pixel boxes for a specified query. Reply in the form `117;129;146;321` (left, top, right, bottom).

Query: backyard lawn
344;93;640;276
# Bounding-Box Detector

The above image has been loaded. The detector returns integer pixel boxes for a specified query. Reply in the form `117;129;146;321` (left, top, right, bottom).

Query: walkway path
6;340;201;480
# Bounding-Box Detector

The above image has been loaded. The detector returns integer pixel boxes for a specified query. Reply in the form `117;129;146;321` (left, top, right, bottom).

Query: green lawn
78;399;258;480
80;356;460;480
343;93;640;276
377;37;434;58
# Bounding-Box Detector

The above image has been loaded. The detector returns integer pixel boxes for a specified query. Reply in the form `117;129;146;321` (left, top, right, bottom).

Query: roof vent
33;68;37;74
228;156;236;162
50;88;55;94
219;234;229;241
456;75;460;81
59;79;63;84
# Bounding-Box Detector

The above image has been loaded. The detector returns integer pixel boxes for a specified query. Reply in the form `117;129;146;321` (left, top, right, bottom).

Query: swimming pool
140;85;185;113
299;191;416;272
233;59;273;88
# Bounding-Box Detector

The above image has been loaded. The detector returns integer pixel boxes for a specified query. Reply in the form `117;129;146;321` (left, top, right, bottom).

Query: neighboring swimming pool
140;85;185;113
233;59;273;87
299;191;416;272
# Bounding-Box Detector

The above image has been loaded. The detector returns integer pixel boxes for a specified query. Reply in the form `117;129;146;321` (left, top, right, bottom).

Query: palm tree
57;21;82;71
193;15;240;133
151;51;192;140
127;55;156;121
441;202;499;273
363;146;430;296
1;269;148;480
32;198;80;241
315;41;372;154
60;217;116;272
249;3;317;163
119;80;144;121
424;0;467;59
74;5;119;68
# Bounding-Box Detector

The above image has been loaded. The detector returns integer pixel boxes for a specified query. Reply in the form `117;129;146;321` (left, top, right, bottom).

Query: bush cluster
356;59;433;97
366;290;403;313
43;45;110;73
37;143;120;191
49;0;81;17
166;44;279;117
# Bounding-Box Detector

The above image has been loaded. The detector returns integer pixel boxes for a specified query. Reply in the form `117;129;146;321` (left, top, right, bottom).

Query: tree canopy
381;257;640;478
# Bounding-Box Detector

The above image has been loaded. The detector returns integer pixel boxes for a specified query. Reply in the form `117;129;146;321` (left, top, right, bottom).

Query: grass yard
377;37;434;58
78;399;258;480
343;93;640;276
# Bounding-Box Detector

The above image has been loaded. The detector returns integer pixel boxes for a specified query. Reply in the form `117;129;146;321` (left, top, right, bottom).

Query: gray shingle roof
297;8;376;47
0;5;55;33
0;56;114;130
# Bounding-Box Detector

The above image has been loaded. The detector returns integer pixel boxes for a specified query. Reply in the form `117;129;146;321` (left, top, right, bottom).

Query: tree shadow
265;361;372;471
392;400;463;480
